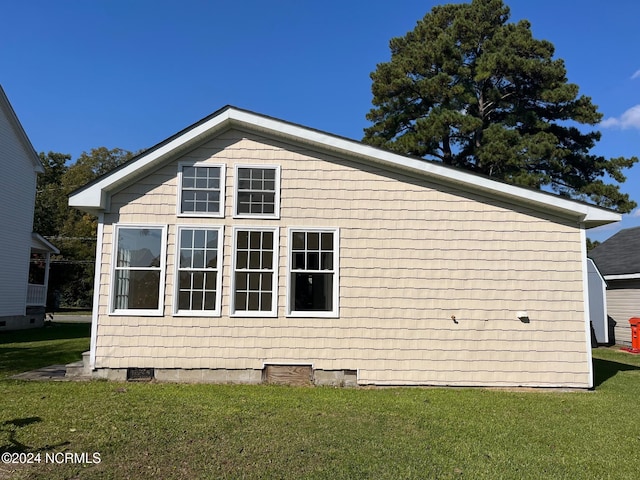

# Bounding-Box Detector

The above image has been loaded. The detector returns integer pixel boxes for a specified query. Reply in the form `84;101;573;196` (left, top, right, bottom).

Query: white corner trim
579;225;594;389
89;215;104;368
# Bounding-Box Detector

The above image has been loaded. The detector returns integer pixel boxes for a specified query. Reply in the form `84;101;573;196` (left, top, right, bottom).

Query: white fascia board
604;273;640;281
31;232;60;254
68;106;622;227
229;109;621;227
69;110;234;211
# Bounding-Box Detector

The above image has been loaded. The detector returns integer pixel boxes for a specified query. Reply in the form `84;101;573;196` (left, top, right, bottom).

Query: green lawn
1;325;640;479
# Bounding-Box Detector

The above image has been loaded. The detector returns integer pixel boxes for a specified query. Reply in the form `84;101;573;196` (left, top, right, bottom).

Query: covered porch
27;233;59;308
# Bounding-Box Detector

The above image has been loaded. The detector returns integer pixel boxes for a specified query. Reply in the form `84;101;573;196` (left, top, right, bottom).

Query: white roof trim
604;273;640;281
31;233;60;254
69;106;621;227
0;85;44;174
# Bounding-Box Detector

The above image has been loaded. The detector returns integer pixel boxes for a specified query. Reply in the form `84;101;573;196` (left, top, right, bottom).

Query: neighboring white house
0;85;58;330
69;106;620;388
589;226;640;346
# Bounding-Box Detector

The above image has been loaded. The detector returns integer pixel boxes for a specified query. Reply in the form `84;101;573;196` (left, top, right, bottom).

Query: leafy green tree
34;152;71;236
34;147;134;308
363;0;637;212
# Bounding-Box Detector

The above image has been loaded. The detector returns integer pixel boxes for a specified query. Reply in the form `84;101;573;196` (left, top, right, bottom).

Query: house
0;85;59;331
69;106;620;388
589;226;640;346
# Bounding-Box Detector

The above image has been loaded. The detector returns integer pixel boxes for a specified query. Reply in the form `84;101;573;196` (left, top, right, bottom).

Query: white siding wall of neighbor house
93;130;590;388
0;102;36;318
606;280;640;346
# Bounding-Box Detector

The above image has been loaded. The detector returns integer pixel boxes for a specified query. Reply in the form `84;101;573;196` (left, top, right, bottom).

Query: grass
1;326;640;479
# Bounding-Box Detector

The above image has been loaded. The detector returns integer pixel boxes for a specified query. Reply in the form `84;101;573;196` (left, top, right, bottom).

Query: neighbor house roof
0;85;44;174
69;105;621;228
589;226;640;280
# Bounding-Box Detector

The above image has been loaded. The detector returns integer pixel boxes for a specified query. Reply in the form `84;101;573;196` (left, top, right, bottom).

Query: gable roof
588;226;640;279
69;105;620;228
0;85;44;174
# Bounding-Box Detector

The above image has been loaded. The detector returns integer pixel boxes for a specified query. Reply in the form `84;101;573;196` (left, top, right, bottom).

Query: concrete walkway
10;365;73;381
47;314;91;323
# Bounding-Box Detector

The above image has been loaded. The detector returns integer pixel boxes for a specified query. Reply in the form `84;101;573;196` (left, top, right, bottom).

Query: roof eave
67;106;623;228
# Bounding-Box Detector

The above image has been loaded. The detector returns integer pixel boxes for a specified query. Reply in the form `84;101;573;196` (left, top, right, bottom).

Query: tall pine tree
364;0;637;212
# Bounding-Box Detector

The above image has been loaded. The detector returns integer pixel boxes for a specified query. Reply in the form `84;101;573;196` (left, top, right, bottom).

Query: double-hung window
234;165;280;218
231;227;279;316
111;225;167;315
174;226;223;316
178;163;225;216
287;228;339;317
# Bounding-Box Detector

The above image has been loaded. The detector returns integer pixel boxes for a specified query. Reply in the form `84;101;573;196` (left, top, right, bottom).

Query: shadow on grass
0;323;91;345
593;357;640;388
0;417;70;454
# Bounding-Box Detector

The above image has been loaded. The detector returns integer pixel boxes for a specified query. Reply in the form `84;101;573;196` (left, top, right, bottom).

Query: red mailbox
630;318;640;351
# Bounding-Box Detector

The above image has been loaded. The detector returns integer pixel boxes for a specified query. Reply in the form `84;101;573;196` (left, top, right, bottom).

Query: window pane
206;250;218;268
235;272;247;290
292;232;305;250
248;292;260;310
179;271;191;289
194;230;206;248
321;252;333;270
248;273;260;290
307;232;319;250
193;250;205;269
181;229;193;247
291;273;332;312
236;251;248;269
264;169;275;181
262;251;273;269
261;293;272;311
250;231;261;249
192;291;203;310
206;231;218;249
262;231;273;249
117;228;162;268
237;231;249;249
236;292;247;310
308;252;319;270
193;272;204;289
179;291;190;310
261;272;272;290
204;292;216;310
205;272;217;290
116;270;160;309
180;249;192;269
321;233;333;250
249;251;261;269
293;252;305;270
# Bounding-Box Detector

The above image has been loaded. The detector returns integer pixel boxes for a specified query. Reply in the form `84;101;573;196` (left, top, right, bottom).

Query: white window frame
286;227;339;318
233;164;281;219
109;224;167;316
177;162;226;217
230;226;279;317
173;225;224;317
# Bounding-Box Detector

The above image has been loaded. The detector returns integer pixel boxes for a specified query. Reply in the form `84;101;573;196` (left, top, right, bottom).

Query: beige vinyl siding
96;130;589;387
606;280;640;346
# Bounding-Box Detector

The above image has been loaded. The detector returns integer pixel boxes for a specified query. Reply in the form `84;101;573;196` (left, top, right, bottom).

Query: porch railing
26;284;47;306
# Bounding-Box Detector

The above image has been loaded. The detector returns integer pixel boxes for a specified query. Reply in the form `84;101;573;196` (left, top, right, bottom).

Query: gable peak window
234;165;280;218
178;163;225;217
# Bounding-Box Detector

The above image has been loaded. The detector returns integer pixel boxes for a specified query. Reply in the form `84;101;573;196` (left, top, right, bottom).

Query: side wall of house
94;130;590;387
606;280;640;346
0;105;36;321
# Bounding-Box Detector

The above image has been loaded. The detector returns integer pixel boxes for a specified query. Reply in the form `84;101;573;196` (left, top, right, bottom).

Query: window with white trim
175;226;223;316
111;225;166;315
288;229;339;317
234;165;280;218
178;163;225;216
232;227;278;316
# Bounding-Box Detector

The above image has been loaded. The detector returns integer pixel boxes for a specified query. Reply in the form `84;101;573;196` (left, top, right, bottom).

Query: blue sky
2;0;638;241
